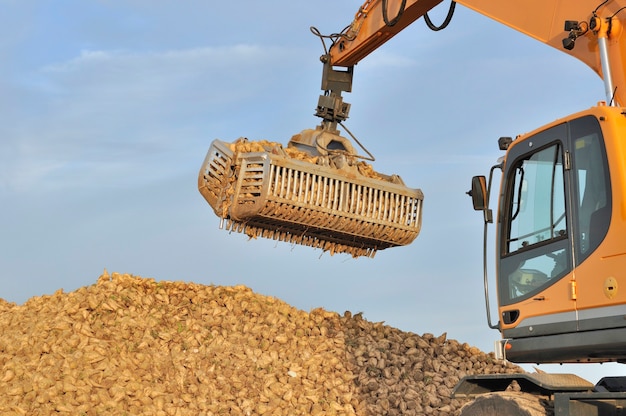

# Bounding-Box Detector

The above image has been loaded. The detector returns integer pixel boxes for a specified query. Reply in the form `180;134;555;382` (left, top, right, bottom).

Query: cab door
497;121;578;340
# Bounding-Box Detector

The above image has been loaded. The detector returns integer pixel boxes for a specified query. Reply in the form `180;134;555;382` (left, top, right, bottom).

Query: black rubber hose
382;0;407;26
424;1;456;31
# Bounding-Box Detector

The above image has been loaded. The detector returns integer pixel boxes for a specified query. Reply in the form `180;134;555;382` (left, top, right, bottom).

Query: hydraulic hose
424;1;456;31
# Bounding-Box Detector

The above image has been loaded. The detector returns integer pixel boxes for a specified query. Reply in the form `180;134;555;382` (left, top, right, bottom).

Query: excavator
199;0;626;414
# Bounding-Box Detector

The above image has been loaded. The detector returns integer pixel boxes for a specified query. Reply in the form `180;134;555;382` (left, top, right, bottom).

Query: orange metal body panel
498;277;576;332
574;107;626;311
457;0;626;105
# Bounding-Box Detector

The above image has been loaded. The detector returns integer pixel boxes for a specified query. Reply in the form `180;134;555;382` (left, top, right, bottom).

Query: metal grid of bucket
199;140;423;257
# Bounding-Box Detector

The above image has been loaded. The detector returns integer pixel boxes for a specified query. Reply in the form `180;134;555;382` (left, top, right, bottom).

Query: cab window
506;143;567;253
570;116;611;263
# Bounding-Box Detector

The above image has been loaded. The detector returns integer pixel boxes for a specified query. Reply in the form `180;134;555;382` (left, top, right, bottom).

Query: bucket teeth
199;139;423;258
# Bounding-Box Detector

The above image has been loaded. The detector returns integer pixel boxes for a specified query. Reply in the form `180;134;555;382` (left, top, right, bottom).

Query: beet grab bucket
198;127;423;258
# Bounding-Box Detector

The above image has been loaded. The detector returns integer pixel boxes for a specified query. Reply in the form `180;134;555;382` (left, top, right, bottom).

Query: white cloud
39;45;287;106
1;44;309;192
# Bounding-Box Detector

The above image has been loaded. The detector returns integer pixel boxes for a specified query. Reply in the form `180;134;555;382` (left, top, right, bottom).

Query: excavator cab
457;106;626;415
471;106;626;365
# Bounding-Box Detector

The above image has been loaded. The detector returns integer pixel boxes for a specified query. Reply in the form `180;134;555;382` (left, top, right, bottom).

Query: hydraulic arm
328;0;626;105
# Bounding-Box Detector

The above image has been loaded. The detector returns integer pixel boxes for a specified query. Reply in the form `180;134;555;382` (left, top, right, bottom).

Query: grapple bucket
198;137;423;257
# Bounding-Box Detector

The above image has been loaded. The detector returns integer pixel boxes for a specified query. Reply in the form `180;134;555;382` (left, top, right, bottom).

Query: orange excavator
199;0;626;413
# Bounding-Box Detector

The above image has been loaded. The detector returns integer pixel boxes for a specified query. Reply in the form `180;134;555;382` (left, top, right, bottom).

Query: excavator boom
327;0;443;67
331;0;626;105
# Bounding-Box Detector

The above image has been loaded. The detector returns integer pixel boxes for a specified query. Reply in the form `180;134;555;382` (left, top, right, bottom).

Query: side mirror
468;176;488;211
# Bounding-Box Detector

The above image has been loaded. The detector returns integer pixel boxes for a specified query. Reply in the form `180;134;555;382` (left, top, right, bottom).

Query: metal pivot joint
315;57;353;128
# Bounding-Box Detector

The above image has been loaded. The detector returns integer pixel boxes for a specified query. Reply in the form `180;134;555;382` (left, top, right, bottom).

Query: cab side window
570;116;611;262
502;142;569;301
506;143;567;254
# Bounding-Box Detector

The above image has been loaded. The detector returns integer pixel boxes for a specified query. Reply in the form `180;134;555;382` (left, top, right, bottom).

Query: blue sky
1;1;622;383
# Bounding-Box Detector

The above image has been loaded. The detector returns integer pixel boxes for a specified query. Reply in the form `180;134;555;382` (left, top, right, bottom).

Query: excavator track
198;138;423;257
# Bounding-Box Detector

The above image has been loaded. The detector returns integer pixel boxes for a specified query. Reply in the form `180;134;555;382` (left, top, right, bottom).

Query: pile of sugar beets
0;272;522;415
